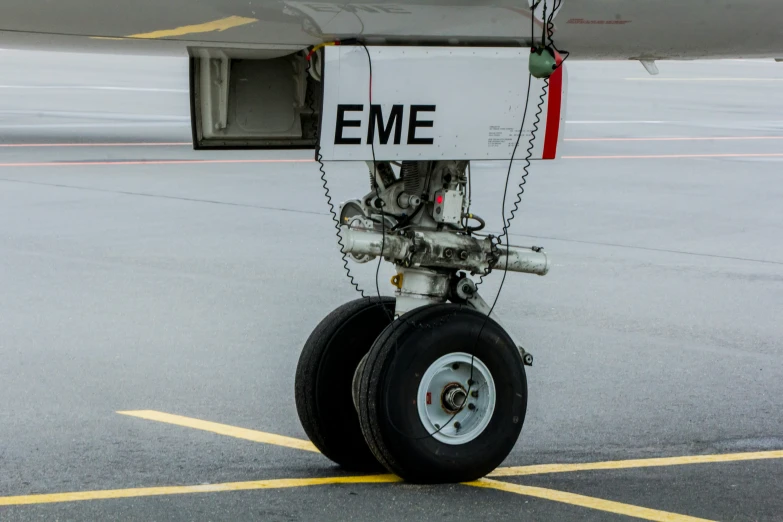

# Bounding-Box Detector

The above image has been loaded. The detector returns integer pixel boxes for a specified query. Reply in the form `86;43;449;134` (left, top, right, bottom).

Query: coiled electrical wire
307;51;365;297
499;79;548;249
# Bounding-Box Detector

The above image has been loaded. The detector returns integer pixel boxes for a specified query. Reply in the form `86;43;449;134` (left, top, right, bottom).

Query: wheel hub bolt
454;421;461;430
452;363;460;370
468;403;476;410
471;390;479;398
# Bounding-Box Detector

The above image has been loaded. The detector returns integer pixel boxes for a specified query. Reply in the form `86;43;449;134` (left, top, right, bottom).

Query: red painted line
542;59;563;160
565;136;783;142
0;159;313;167
0;142;190;148
562;153;783;159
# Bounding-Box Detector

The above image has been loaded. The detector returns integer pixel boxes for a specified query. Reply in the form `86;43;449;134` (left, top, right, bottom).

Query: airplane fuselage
0;0;781;60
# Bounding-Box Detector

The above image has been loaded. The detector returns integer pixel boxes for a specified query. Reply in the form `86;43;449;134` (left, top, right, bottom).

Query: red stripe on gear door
542;58;564;160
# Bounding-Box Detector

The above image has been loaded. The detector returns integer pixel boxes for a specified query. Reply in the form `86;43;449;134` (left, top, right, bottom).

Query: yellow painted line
118;410;319;453
490;450;783;477
126;16;257;39
468;479;714;522
0;475;399;507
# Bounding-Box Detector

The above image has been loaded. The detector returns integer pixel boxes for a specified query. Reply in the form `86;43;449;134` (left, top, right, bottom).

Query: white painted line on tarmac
0;85;187;92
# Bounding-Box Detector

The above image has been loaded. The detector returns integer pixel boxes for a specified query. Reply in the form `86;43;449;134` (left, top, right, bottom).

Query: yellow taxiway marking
6;411;783;516
120;411;783;475
77;411;778;519
118;410;319;453
469;479;714;522
490;450;783;477
126;16;257;39
0;475;710;521
0;475;400;507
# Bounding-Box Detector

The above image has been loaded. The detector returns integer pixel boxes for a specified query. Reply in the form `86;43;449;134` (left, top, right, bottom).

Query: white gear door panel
318;45;567;161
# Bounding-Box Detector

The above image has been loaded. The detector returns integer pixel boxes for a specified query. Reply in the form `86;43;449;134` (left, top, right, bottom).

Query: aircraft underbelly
0;0;780;59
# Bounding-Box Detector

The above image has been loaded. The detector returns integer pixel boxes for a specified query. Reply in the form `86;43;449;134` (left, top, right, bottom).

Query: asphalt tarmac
0;50;782;521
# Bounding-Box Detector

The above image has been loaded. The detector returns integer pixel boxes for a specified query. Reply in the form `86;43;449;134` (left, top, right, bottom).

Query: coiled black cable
545;0;571;67
499;79;548;249
307;51;365;297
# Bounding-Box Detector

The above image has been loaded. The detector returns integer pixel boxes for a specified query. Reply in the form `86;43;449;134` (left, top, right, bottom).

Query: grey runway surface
0;50;782;521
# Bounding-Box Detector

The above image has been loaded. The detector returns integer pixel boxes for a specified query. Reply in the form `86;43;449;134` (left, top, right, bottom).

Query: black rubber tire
357;303;527;483
295;296;394;471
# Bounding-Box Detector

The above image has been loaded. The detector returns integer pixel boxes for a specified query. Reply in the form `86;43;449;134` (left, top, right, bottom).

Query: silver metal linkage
340;228;549;277
338;159;550;323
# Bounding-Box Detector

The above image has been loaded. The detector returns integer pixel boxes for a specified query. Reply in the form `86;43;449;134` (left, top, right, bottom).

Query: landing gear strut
295;160;548;483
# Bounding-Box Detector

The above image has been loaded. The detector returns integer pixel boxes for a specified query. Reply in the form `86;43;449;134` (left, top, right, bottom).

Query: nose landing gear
295;160;545;483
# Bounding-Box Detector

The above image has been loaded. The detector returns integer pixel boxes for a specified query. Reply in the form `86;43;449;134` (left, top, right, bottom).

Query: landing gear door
318;46;567;162
189;48;318;149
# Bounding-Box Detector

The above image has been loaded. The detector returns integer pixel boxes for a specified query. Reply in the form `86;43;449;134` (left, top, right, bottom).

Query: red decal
542;54;563;160
426;392;432;405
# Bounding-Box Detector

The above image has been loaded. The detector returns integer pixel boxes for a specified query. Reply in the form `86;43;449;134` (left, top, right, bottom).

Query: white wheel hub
416;352;496;445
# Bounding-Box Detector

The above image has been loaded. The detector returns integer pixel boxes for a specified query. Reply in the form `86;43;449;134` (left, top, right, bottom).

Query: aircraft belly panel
0;0;780;59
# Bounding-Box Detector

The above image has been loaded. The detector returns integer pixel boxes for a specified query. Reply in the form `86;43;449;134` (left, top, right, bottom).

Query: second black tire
294;296;394;471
